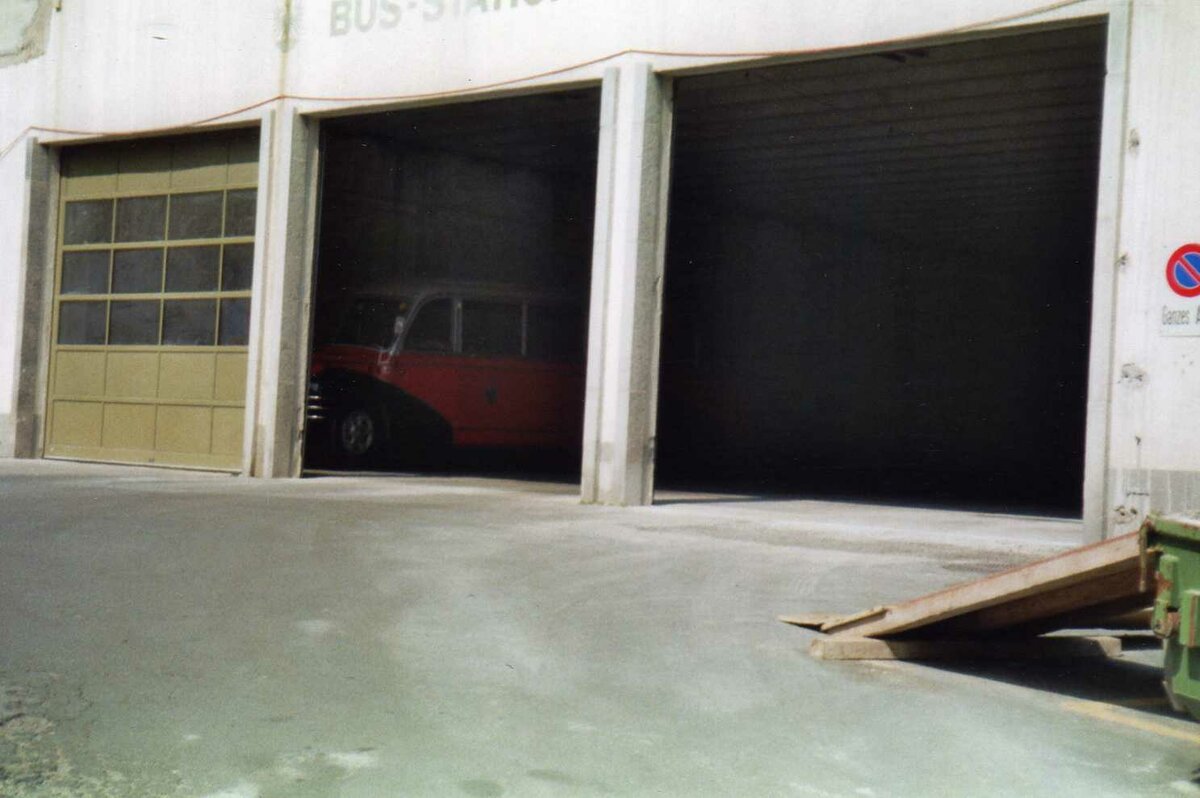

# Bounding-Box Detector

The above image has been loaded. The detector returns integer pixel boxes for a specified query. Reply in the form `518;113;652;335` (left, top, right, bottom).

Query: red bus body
306;286;586;466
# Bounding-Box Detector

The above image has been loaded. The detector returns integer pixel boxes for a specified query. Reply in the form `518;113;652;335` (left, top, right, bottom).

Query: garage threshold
651;490;1084;552
13;459;1084;553
301;464;1084;553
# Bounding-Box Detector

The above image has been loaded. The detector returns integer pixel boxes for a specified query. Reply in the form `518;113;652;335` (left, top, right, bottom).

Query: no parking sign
1161;243;1200;336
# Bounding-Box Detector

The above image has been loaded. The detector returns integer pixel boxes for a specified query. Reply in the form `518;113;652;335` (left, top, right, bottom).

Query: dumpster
1143;514;1200;721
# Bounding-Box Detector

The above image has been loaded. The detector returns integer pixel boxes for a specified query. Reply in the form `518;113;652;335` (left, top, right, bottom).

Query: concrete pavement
0;460;1194;797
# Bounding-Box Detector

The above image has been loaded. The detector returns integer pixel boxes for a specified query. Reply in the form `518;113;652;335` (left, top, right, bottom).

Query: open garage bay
306;90;600;479
657;24;1107;515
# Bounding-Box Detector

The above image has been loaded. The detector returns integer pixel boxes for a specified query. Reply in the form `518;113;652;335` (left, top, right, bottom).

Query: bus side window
405;298;453;353
462;301;522;357
526;304;585;363
343;299;395;348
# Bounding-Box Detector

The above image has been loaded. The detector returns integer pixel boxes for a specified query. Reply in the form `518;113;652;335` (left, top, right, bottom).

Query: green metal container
1142;514;1200;720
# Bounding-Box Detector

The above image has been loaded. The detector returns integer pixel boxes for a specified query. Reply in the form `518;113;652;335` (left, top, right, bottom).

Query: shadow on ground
922;641;1183;719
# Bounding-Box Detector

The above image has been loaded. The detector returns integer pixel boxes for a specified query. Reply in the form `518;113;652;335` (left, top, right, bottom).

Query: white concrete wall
1104;0;1200;533
4;0;1199;533
0;0;51;455
3;1;1117;143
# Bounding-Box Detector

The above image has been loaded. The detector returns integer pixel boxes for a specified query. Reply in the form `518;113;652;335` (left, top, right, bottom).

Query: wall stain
0;0;52;67
276;0;299;53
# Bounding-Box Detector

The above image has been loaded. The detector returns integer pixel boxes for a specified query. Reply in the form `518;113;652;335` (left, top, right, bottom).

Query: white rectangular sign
1161;304;1200;337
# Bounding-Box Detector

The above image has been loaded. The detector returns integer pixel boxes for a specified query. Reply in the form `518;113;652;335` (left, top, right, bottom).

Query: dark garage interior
656;24;1107;514
305;89;600;476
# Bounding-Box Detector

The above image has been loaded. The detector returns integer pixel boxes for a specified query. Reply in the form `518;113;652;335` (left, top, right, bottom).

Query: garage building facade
1;0;1197;542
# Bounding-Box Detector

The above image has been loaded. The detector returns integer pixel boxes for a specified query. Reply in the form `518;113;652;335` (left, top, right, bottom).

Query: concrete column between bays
581;63;673;506
244;106;320;478
10;140;56;460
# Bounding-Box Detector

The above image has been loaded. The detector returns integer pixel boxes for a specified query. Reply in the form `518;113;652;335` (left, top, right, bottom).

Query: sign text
331;0;563;36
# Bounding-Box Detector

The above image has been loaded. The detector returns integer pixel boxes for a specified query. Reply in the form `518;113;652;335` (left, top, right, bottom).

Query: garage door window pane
168;192;223;240
115;195;167;242
406;298;452;353
163;300;216;345
224;189;257;237
61;251;110;295
109;301;161;345
58;301;107;344
112;248;164;294
462;301;521;357
63;200;113;245
165;246;220;292
221;244;253;291
218;298;250;346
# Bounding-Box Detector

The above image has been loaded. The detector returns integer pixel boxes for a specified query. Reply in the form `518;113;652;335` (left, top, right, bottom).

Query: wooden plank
819;605;887;630
810;635;1123;661
819;531;1141;638
1096;608;1154;629
989;595;1154;636
778;614;843;629
929;567;1148;633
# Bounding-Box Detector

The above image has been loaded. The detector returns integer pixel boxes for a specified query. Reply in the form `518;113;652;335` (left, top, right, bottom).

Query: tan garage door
45;130;258;470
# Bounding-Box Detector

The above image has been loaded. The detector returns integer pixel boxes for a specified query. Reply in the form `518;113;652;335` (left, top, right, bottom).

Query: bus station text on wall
331;0;562;35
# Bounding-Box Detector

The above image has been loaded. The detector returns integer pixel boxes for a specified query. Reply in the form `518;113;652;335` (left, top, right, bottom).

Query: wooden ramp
783;531;1154;661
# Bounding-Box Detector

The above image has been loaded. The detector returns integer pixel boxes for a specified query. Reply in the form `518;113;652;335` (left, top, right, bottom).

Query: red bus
305;284;587;468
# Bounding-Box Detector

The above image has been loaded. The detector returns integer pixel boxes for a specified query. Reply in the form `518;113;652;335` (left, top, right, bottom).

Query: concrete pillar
1081;4;1132;541
8;139;57;459
580;62;673;506
244;106;320;478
